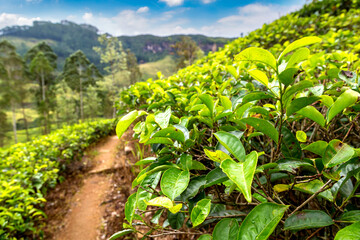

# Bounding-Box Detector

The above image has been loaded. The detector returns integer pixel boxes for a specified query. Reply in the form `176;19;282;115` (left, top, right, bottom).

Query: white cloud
0;13;40;29
200;3;302;37
137;6;149;13
82;12;93;21
80;8;197;36
159;0;184;7
25;0;42;3
64;2;303;38
201;0;215;4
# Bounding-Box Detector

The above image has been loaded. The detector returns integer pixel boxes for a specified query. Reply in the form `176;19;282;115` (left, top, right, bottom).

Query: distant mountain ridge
0;20;234;69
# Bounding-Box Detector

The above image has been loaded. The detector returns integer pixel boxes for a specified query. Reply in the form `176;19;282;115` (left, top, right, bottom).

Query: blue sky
0;0;307;37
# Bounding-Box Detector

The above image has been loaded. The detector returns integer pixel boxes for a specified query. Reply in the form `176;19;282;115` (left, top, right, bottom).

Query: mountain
0;20;233;69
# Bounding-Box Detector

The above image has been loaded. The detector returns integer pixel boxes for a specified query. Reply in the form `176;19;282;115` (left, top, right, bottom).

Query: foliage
171;36;204;69
61;50;103;120
0;40;28;144
114;1;360;238
27;43;57;134
0;119;115;239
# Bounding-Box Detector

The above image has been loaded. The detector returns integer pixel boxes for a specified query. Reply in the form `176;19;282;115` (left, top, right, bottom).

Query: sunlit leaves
191;199;211;227
220;151;258;202
235;47;277;71
279;36;321;60
160;168;190;201
116;110;147;138
334;221;360;240
326;89;359;123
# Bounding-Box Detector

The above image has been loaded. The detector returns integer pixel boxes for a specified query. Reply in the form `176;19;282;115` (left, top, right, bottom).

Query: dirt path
55;135;120;240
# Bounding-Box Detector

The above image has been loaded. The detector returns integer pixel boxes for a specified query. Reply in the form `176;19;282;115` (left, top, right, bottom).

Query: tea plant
0;119;115;239
113;35;360;240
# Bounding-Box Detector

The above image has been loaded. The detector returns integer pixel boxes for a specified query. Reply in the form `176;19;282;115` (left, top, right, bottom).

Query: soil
42;132;138;240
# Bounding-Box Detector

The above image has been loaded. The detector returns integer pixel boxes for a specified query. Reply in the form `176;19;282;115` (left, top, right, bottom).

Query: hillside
0;20;233;69
3;0;360;239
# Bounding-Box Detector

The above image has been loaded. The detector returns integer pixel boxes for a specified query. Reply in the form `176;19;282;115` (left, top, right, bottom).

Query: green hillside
114;0;360;239
0;20;233;70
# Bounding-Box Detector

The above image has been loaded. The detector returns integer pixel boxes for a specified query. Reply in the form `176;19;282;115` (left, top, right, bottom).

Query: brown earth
42;132;138;240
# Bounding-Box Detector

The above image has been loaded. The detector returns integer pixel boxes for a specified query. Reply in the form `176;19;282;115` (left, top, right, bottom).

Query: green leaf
151;209;163;224
191;199;211;227
296;106;325;127
226;65;238;79
241;118;279;144
180;176;206;201
160;168;190;200
108;229;134;240
205;167;229;188
334;221;360;240
294;179;334;202
116;110;147;138
248;69;269;87
168;211;185;229
198;234;212;240
284;210;333;230
152;127;185;143
235;47;277;70
278;68;299;86
238;203;289;240
155;107;171;129
273;159;313;174
204;149;231;163
323;140;355;168
145;137;173;145
281;127;302;158
279;36;322;60
243;91;275;104
136;172;162;211
286;96;320;116
283;80;314;104
302;141;328;157
220;151;258;202
286;47;310;69
296;131;307;142
199;94;215;118
339;211;360;223
125;193;137;223
145;197;183;214
212;218;239;240
214;131;245;162
327;89;359;123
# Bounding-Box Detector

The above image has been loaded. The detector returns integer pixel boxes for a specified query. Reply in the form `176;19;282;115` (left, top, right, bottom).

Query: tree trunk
11;100;18;144
78;67;84;121
41;70;48;134
80;76;83;120
20;101;30;141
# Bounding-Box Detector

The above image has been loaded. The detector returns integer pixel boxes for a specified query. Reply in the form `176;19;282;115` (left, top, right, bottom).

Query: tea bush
113;1;360;239
0;119;115;239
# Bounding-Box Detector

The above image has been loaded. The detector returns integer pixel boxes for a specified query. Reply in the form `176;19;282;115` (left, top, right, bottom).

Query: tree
26;42;57;133
29;52;54;133
93;34;129;117
0;40;28;144
126;49;142;85
171;36;203;69
61;50;102;120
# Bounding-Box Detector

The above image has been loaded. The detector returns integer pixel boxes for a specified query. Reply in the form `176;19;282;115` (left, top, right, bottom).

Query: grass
140;55;177;80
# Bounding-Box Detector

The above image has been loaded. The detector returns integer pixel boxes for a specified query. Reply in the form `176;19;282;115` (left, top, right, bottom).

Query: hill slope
0;20;233;69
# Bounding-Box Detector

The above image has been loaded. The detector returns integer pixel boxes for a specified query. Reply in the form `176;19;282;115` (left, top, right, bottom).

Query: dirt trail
55;135;120;240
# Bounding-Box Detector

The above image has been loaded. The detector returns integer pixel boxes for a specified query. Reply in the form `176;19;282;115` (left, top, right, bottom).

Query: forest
1;0;360;239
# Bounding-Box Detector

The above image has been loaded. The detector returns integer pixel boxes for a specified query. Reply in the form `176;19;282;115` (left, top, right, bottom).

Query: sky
0;0;308;37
